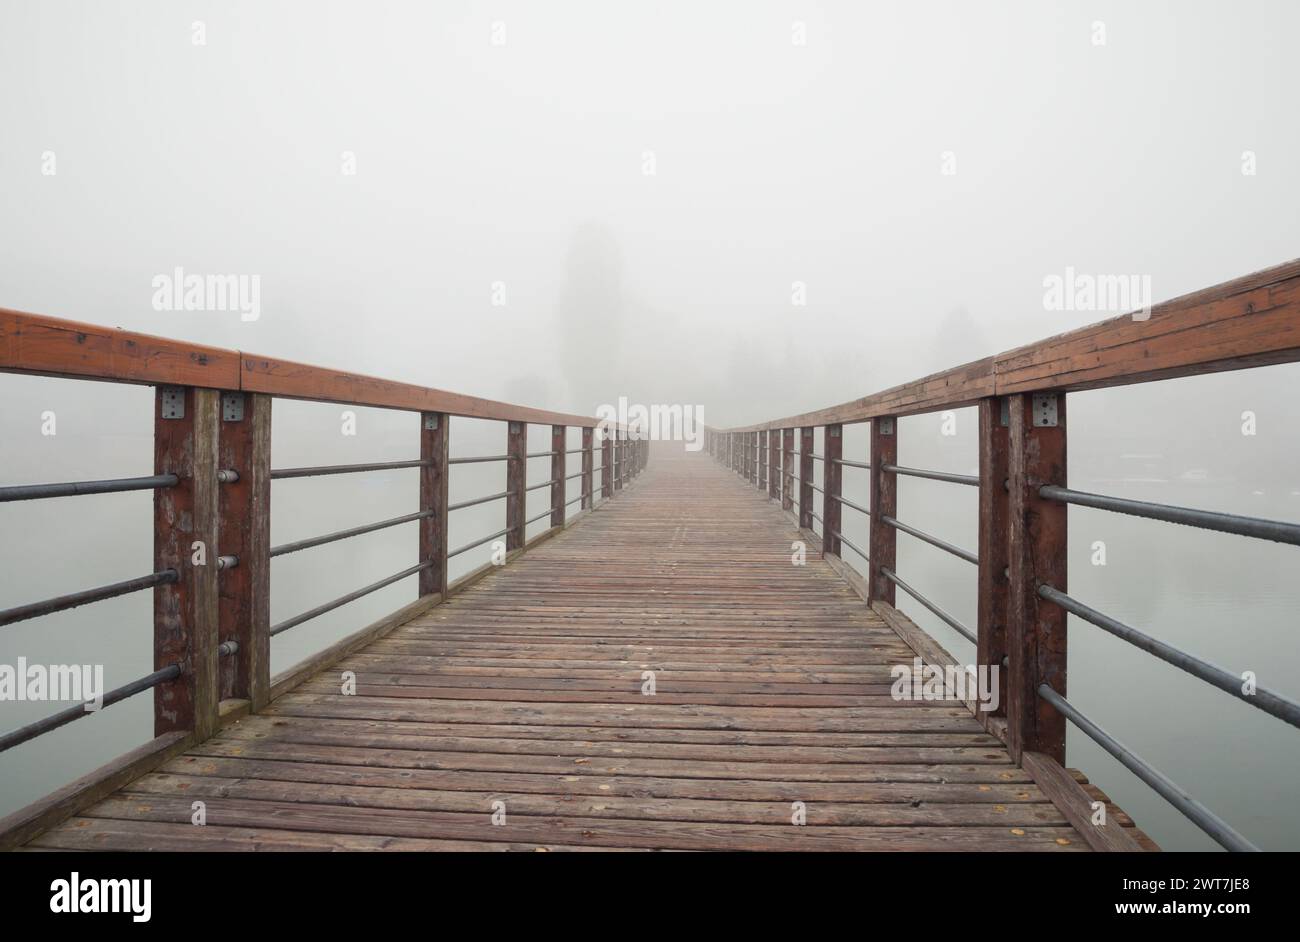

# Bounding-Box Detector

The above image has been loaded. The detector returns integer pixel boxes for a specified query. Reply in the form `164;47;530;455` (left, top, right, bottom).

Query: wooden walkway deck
27;448;1141;851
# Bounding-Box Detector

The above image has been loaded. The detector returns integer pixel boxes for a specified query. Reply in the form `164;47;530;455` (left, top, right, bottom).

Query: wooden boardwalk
26;448;1142;851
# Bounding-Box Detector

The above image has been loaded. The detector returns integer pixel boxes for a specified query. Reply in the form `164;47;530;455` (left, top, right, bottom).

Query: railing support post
506;421;525;550
1007;392;1068;764
582;427;594;509
601;430;613;499
419;411;450;599
823;424;843;557
868;416;897;604
756;431;766;490
217;391;271;711
614;427;624;491
782;429;794;512
551;425;566;527
768;429;779;500
154;385;221;739
799;427;814;530
977;397;1010;726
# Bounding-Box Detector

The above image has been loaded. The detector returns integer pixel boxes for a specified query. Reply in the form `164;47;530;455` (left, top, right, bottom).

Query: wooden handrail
718;257;1300;432
0;307;606;428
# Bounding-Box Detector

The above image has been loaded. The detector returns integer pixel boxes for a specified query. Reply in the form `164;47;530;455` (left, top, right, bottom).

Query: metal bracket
1000;397;1010;428
508;422;521;434
423;413;439;431
160;386;185;420
1032;393;1059;428
828;426;841;438
221;392;245;422
878;418;894;436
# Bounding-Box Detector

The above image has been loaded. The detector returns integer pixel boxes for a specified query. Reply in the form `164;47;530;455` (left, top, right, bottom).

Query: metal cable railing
0;474;178;502
0;570;178;628
271;459;429;480
271;510;433;559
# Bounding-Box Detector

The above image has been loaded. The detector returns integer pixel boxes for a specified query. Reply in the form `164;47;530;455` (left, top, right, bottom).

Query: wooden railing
707;258;1300;852
0;307;647;846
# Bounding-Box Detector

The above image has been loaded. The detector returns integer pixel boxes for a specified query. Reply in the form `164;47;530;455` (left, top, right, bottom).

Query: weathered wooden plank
1020;751;1144;851
0;306;241;388
240;353;603;425
74;794;1085;851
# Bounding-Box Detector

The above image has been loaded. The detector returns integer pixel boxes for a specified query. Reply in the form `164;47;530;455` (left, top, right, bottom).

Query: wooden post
867;416;897;604
506;421;525;551
782;429;794;512
419;411;450;599
768;429;779;500
757;432;766;489
977;397;1010;725
822;423;843;557
550;425;566;527
582;427;594;509
154;386;220;739
799;427;814;530
601;430;613;499
1006;392;1068;764
614;428;623;491
216;391;271;710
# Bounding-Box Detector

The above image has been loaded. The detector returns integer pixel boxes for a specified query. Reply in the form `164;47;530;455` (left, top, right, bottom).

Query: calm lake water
2;376;1298;851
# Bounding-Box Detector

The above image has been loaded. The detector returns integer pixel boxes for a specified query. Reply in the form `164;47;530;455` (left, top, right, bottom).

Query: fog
1;1;1298;849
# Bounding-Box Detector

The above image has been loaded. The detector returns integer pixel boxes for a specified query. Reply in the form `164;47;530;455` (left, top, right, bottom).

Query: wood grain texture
823;424;843;557
977;397;1009;725
217;392;271;708
0;307;240;388
550;425;566;527
506;422;525;551
1006;393;1068;764
582;427;594;510
419;412;450;597
868;417;897;605
154;386;221;739
28;446;1106;851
